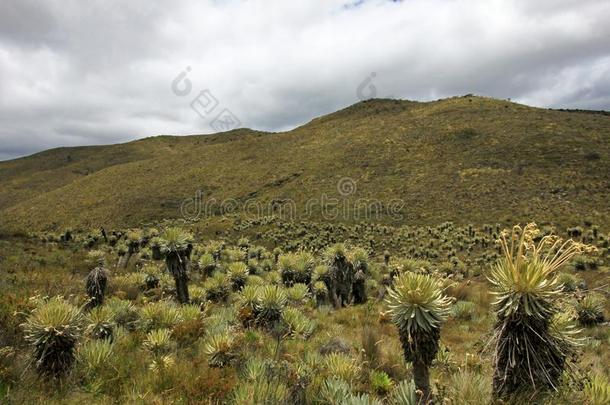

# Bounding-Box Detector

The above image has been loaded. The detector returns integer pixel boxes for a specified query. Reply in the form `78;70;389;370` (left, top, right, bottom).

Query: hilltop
1;96;609;232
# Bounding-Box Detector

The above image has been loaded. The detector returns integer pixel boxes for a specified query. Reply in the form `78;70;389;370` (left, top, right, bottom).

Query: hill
1;96;609;232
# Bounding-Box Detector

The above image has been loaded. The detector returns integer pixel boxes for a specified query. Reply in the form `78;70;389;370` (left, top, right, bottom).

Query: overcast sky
1;0;609;161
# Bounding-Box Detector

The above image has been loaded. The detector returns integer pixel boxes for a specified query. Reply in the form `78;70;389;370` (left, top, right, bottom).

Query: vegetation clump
21;297;84;379
160;227;193;304
385;271;452;403
488;223;593;397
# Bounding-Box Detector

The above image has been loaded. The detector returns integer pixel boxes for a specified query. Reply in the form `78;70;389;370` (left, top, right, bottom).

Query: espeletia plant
349;247;370;304
488;223;594;398
21;296;84;379
160;227;193;304
385;271;452;403
85;263;108;310
227;262;249;291
324;243;355;308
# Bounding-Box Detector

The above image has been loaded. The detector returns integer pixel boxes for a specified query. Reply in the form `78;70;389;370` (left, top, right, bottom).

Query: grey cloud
1;0;610;161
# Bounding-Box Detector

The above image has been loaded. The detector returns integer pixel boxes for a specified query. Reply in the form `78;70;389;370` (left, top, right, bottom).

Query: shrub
21;296;84;378
281;307;316;339
558;272;580;292
237;285;261;327
203;331;236;367
227;262;249;291
145;273;160;290
86;306;115;341
324;243;356;308
388;380;418;405
160;227;193;304
204;273;231;303
144;328;174;356
231;379;289;405
370;370;393;395
584;374;610;405
286;283;310;304
223;248;246;263
312;280;328;306
385;272;451;402
313;265;330;283
324;353;360;383
446;369;492;405
256;285;287;327
76;338;114;379
577;293;606;326
361;327;381;369
139;301;181;331
85;266;108;309
319;377;352;405
106;297;140;331
278;252;314;286
179;304;204;322
112;273;144;299
241;356;269;382
0;346;16;385
488;224;592;397
343;393;383;405
264;270;283;285
451;300;476;320
198;253;217;276
189;286;207;306
433;343;456;371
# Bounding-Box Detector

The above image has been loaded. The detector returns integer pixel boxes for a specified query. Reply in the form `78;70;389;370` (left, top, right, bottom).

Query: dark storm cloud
1;0;609;160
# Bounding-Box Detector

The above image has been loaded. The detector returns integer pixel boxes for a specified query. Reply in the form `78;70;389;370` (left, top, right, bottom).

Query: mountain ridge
1;96;609;232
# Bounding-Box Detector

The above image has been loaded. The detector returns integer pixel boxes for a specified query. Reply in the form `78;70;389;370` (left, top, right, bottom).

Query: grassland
0;96;609;233
0;221;608;404
0;96;609;404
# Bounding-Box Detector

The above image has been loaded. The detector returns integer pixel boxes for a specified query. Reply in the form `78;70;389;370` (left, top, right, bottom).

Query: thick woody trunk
166;251;190;304
413;360;432;404
175;272;190;304
120;244;137;269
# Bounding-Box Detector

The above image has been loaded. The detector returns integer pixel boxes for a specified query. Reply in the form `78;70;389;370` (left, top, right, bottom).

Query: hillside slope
1;96;609;232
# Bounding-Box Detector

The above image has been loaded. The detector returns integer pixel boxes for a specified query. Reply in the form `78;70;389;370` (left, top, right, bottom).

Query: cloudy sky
1;0;609;161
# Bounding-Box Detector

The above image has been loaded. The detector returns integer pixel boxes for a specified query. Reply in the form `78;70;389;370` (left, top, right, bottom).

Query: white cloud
1;0;609;159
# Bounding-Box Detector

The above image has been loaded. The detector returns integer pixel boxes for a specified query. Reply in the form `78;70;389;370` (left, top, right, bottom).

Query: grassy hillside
1;96;609;232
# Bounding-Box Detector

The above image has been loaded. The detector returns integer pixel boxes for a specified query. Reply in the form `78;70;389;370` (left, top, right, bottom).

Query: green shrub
144;328;174;356
488;224;588;397
281;307;316;339
343;393;383;405
279;251;314;286
227;262;249;291
324;353;360;383
558;272;581;292
584;374;610;405
231;379;289;405
577;293;606;326
21;296;84;378
76;338;114;378
388;380;418;405
369;370;393;395
106;297;140;331
385;272;451;402
139;301;181;331
86;306;115;340
256;285;287;327
451;300;476;320
203;331;236;368
286;283;310;304
204;273;231;303
319;377;352;405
